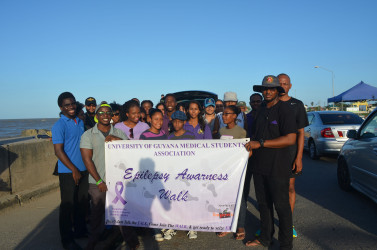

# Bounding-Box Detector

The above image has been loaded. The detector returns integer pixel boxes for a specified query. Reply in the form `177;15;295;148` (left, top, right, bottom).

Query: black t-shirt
84;113;96;130
251;101;297;178
283;97;309;164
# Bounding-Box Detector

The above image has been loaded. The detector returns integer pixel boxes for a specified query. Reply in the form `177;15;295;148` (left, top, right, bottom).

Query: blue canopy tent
328;81;377;103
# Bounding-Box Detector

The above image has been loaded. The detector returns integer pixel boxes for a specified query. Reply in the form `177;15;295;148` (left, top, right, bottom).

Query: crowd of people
52;73;308;250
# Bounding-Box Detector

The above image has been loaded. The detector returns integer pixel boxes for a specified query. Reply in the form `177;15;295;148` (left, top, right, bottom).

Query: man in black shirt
245;75;297;249
84;97;97;130
278;73;309;238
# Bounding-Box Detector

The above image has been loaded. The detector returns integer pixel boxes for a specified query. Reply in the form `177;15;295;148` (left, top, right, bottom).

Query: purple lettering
159;189;188;201
123;168;133;180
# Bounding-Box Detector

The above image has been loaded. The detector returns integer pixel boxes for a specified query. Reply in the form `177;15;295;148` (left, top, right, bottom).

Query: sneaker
154;233;164;242
187;230;197;239
164;229;176;240
293;226;297;238
255;229;261;237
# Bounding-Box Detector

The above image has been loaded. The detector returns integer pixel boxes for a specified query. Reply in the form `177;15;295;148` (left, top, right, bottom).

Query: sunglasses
97;111;113;116
223;112;235;116
251;100;262;104
216;104;224;108
112;112;120;117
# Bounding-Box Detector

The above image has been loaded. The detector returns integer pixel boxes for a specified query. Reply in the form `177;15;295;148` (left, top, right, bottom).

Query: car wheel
309;140;319;160
337;157;351;191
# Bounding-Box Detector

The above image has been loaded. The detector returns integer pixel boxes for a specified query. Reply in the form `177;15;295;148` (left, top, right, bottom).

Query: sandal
216;232;231;237
234;227;245;240
246;239;263;247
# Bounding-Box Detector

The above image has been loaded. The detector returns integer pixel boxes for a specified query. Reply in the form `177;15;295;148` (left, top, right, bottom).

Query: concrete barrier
0;146;11;192
0;138;58;194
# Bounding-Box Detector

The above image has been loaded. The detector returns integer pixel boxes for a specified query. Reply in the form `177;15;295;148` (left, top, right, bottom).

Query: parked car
337;108;377;203
304;111;364;159
168;90;218;107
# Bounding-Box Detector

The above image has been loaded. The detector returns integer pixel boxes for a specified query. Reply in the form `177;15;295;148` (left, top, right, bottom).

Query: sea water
0;118;59;139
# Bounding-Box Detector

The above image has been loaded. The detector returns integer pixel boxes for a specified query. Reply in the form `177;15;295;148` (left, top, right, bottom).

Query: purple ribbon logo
112;181;127;205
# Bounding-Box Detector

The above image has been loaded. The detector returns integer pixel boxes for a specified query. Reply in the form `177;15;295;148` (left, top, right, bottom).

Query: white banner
105;139;249;232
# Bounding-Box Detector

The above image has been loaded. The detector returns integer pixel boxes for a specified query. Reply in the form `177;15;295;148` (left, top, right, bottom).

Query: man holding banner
80;104;139;250
245;75;297;249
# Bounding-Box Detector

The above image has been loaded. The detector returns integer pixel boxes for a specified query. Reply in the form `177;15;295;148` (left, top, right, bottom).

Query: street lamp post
314;66;335;109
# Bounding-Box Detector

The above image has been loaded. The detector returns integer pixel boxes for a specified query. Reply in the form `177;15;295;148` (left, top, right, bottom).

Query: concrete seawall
0;138;59;209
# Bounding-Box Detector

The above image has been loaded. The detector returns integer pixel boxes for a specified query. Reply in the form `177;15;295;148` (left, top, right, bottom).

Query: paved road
1;153;377;249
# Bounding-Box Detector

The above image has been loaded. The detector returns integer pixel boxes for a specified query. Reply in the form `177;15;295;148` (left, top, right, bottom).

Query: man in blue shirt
52;92;88;250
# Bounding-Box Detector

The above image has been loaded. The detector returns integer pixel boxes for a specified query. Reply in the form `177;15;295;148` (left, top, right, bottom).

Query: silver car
304;111;364;159
337;108;377;203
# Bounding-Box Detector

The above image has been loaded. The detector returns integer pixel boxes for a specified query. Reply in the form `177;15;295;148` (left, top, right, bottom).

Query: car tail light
338;131;344;137
321;128;334;138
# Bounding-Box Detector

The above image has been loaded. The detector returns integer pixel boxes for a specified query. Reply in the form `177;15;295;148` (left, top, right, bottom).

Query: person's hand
293;158;303;173
105;135;122;142
98;182;108;192
248;150;253;158
72;169;82;185
245;141;261;151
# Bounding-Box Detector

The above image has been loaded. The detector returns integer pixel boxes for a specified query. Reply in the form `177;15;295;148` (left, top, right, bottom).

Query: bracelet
96;179;103;185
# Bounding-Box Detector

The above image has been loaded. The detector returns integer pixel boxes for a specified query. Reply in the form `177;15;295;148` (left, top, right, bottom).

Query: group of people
52;73;308;250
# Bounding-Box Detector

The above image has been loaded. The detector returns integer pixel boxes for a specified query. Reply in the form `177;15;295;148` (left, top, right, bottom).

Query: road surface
1;154;377;249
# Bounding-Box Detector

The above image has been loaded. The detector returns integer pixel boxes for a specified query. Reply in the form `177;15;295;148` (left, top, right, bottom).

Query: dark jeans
59;171;89;247
87;185;138;248
237;190;247;228
237;159;252;229
87;184;106;247
253;173;292;250
243;158;253;202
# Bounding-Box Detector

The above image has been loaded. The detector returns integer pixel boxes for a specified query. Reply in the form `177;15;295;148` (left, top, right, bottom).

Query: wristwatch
259;139;264;148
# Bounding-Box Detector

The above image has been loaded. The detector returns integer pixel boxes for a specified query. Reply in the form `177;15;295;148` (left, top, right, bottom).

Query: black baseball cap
85;97;97;106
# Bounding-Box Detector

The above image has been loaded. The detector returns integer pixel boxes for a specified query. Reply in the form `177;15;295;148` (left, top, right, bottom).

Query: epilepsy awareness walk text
123;168;229;183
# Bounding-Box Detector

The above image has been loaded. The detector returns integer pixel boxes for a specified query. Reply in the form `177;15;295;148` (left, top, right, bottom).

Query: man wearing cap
80;104;139;249
203;98;217;136
245;75;297;249
237;101;248;114
168;111;196;140
278;73;309;238
52;92;88;250
213;92;248;138
84;97;97;130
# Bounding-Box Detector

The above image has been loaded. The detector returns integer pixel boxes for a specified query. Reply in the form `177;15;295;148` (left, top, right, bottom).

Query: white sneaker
187;230;197;239
163;229;176;240
154;233;164;242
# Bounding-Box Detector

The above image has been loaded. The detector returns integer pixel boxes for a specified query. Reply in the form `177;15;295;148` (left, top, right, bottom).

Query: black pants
87;184;138;248
237;160;251;228
253;173;292;250
59;171;89;247
243;158;253;202
87;184;106;246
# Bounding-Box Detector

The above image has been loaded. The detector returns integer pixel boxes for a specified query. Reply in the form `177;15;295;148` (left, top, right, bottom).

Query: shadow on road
15;207;62;250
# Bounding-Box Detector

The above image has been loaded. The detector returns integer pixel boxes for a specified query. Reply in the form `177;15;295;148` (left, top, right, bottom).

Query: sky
1;0;376;119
